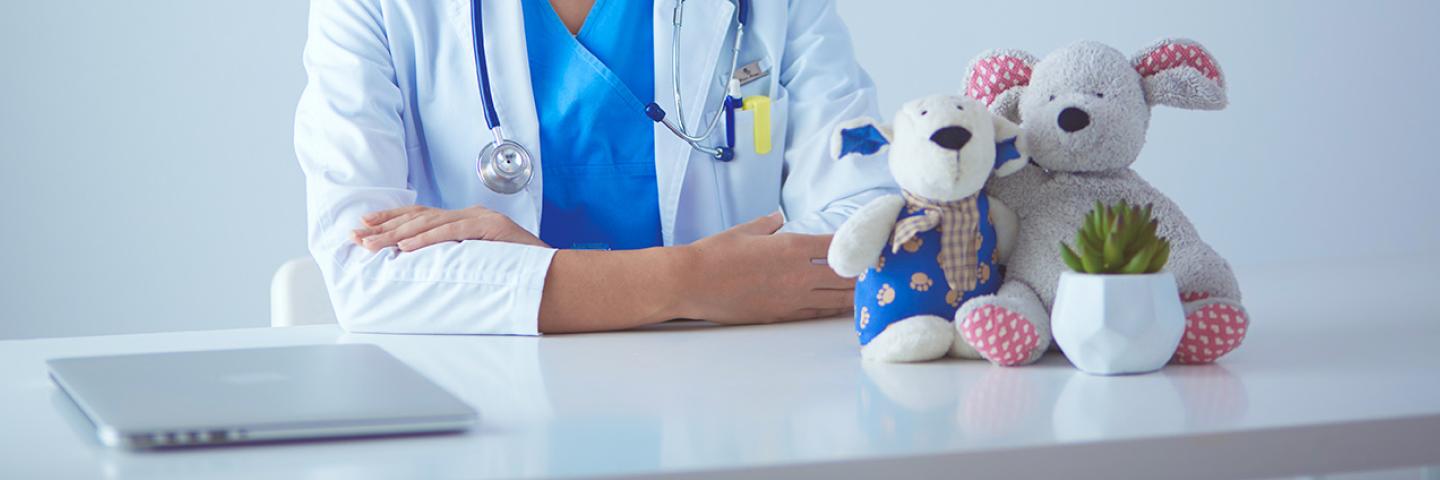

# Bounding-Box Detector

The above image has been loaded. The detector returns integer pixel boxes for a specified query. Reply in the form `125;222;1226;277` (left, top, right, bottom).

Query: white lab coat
295;0;895;334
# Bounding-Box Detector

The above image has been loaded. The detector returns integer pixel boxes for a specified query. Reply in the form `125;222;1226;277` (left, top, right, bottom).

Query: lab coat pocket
716;86;788;224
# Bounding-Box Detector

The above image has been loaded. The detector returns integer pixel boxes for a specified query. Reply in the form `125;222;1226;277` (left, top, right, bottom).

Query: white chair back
270;256;338;326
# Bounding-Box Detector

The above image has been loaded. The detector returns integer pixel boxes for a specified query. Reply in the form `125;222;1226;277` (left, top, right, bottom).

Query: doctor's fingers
361;205;427;227
805;268;855;290
365;207;448;237
783;308;852;322
397;219;496;252
776;233;833;257
731;211;784;236
360;210;462;251
396;221;467;252
803;288;854;310
352;208;436;244
398;215;548;252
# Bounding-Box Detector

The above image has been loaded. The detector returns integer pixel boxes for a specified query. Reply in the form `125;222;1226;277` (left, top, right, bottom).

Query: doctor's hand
351;205;548;252
675;212;854;324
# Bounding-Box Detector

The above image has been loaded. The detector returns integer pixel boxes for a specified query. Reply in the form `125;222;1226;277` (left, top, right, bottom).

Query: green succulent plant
1060;200;1171;274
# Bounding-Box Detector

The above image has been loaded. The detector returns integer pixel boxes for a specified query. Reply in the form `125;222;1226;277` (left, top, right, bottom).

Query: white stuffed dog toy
828;95;1030;363
960;38;1249;366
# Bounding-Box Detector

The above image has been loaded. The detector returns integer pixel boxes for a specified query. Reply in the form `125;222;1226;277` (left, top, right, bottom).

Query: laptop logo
221;372;290;385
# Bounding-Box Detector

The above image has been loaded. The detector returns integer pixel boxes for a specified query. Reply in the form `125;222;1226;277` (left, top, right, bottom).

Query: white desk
4;258;1440;479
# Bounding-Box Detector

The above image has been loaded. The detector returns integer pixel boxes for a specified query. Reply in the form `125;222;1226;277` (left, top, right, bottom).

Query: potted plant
1052;200;1184;375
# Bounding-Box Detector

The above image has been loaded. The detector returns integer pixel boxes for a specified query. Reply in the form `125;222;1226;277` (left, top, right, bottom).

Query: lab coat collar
652;0;734;246
450;0;545;233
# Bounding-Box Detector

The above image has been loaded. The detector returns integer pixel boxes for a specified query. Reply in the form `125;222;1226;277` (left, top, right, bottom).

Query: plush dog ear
965;49;1037;124
1132;38;1227;110
990;114;1027;177
831;117;892;160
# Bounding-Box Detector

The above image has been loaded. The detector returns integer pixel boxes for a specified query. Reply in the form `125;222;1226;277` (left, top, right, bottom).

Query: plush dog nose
1058;107;1091;133
930;126;972;150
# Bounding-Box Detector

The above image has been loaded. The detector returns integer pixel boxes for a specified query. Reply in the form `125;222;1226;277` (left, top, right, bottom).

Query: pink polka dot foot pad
961;305;1040;366
1174;302;1248;364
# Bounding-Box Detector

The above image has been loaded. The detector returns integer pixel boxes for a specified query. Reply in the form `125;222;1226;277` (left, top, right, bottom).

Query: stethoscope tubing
666;2;745;143
470;0;504;140
470;0;751;193
652;0;748;161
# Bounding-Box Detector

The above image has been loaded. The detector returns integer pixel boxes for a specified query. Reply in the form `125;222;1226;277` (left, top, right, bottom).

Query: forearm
537;247;693;333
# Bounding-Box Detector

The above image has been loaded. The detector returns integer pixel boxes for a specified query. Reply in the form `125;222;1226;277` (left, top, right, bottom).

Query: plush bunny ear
831;117;892;160
965;49;1038;123
990;114;1027;177
1132;38;1227;110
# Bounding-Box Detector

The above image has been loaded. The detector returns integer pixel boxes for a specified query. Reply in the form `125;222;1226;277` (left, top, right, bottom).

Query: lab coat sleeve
775;0;898;235
294;0;554;335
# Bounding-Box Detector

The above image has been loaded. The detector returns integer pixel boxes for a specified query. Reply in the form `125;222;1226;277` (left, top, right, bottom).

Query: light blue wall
837;0;1440;269
0;1;310;338
1;1;1435;339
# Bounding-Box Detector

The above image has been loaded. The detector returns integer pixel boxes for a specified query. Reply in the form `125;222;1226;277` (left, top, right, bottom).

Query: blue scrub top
522;0;661;250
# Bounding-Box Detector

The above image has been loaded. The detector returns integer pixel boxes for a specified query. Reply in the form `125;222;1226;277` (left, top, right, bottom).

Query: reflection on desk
3;257;1439;479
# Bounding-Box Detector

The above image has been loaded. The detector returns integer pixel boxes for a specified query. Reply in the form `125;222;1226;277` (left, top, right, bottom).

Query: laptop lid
47;344;477;448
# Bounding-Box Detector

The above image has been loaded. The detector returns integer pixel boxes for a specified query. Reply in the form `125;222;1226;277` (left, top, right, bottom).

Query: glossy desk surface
3;258;1439;479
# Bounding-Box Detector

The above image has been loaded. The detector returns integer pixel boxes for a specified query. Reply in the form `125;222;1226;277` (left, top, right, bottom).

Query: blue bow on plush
838;125;890;158
841;124;1025;172
995;136;1022;170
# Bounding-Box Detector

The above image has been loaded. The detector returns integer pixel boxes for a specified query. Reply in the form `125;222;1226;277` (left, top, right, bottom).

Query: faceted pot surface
1051;271;1185;375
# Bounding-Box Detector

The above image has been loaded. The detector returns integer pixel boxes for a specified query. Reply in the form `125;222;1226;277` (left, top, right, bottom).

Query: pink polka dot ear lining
966;55;1033;106
1135;42;1224;85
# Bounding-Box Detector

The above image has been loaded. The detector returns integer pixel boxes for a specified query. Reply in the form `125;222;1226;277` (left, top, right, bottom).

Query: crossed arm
350;206;852;333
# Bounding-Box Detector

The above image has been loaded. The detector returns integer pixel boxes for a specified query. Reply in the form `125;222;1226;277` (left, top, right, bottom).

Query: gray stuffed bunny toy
955;38;1248;366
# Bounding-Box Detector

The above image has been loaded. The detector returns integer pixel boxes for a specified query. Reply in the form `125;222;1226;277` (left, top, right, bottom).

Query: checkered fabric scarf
892;191;982;292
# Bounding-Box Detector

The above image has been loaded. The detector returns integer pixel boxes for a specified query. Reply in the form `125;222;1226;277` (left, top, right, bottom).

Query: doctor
295;0;894;334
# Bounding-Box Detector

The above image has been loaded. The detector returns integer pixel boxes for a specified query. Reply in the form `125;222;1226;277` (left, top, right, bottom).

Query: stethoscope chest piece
476;139;533;194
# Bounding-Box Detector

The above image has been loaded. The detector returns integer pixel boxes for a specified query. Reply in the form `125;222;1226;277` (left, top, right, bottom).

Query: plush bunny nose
1058;107;1091;133
930;126;972;150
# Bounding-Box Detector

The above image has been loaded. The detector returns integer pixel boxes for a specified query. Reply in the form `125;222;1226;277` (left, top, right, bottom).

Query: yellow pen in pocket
741;95;772;155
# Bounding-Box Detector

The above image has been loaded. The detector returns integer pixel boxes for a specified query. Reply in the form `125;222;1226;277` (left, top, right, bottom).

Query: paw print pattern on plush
1174;303;1247;364
961;305;1040;366
859;306;870;329
978;263;991;284
910;272;933;292
876;284;896;306
902;237;923;253
945;289;963;307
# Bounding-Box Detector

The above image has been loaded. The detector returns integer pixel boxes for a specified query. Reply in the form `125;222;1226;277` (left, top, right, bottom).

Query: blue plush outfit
855;194;1003;345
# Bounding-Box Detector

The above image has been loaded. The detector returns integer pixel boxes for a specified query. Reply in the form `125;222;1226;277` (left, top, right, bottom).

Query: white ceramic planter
1051;271;1185;375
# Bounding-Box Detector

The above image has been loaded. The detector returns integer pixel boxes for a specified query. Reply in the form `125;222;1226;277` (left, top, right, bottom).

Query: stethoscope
471;0;751;195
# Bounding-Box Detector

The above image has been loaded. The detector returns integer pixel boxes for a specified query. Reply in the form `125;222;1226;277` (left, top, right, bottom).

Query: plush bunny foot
953;282;1051;366
1173;296;1249;364
861;315;955;363
959;305;1042;366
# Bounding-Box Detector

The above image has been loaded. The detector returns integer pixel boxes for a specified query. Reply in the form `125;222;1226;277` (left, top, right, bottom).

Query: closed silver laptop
47;344;477;449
